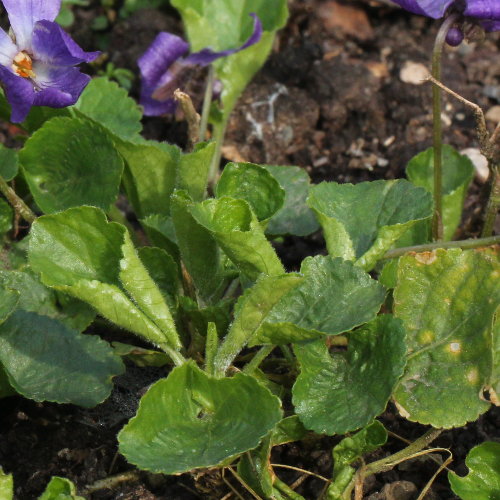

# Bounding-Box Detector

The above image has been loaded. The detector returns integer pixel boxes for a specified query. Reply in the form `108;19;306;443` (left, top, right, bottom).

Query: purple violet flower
0;0;100;123
391;0;500;42
138;13;263;117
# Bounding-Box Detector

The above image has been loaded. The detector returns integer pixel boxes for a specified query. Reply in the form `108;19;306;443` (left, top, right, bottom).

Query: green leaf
20;117;123;214
0;467;13;500
292;315;407;435
308;180;433;270
0;198;13;237
138;247;180;306
0;144;18;181
39;477;84;500
171;0;288;122
393;249;500;428
0;363;16;398
28;206;181;351
0;310;124;407
490;314;500;401
171;191;224;301
263;164;319;236
189;197;285;281
112;342;170;367
406;145;474;241
0;286;18;324
448;442;500;500
118;361;282;474
332;421;387;475
141;214;179;259
119;140;179;218
0;269;95;331
216;162;285;221
271;416;307;446
237;434;274;498
75;77;142;141
213;274;302;375
177;142;215;202
250;256;386;345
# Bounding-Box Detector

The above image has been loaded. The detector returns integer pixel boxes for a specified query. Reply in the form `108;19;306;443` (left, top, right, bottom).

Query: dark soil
1;0;499;498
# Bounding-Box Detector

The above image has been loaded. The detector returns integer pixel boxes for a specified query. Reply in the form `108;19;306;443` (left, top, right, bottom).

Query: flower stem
382;235;500;260
364;428;442;475
481;163;500;237
208;117;228;191
431;14;459;241
0;175;36;224
200;65;215;141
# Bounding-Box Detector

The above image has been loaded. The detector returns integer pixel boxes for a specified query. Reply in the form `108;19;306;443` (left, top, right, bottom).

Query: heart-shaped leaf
118;361;282;474
21;117;123;214
448;442;500;500
292;315;406;435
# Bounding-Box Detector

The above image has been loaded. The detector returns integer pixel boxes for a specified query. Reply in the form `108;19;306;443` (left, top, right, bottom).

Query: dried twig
174;88;200;151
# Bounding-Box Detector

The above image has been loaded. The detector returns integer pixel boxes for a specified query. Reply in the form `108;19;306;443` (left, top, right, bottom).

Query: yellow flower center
12;51;36;79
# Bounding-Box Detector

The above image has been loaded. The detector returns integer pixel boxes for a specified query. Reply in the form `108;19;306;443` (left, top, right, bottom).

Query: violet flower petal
138;32;189;88
0;28;19;67
32;63;91;105
390;0;455;18
185;13;263;66
0;64;34;122
464;0;500;19
2;0;61;51
32;20;100;66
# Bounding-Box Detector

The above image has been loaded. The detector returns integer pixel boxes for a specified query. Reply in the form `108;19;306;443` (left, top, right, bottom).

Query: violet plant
0;0;498;498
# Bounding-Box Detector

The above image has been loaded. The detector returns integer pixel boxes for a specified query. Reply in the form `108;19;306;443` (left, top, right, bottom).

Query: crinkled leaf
172;0;288;120
39;476;84;500
251;256;386;345
177;142;215;202
118;361;282;474
189;197;284;281
75;77;142;141
138;247;179;307
119;140;179;218
407;145;474;241
119;232;179;348
264;164;319;236
171;191;224;301
393;249;500;428
308;180;433;270
0;198;13;237
0;310;124;407
20;117;123;214
0;269;95;331
28;206;181;350
0;144;18;181
216;162;285;221
0;467;13;500
333;421;387;475
292;315;407;435
448;442;500;500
